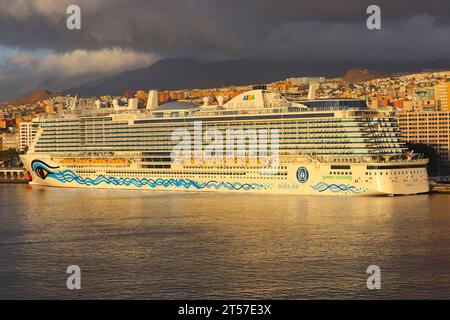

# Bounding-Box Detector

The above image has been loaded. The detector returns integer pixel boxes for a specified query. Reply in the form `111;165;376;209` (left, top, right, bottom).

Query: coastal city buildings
398;110;450;173
0;118;15;130
18;122;37;152
0;132;18;151
157;90;186;104
286;77;325;86
434;82;450;111
44;102;64;115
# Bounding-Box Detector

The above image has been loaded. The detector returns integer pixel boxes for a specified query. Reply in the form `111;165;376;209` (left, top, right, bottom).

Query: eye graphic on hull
31;160;60;181
35;166;50;180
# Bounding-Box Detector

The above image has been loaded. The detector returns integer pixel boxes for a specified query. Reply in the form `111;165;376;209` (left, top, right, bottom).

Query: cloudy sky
0;0;450;101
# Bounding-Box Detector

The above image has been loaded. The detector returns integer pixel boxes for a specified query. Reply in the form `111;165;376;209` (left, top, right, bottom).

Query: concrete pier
431;183;450;194
0;168;28;184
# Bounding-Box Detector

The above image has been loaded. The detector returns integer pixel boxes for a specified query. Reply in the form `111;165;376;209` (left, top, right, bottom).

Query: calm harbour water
0;184;449;299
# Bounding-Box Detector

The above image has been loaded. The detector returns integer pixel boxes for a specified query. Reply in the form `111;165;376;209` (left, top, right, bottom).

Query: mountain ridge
64;57;340;97
63;57;450;97
343;68;390;83
4;58;450;101
0;89;59;108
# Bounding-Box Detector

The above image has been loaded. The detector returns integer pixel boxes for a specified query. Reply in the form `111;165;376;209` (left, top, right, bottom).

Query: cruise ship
20;89;430;195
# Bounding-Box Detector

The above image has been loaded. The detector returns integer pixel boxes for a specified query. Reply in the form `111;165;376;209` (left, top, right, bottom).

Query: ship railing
282;153;428;165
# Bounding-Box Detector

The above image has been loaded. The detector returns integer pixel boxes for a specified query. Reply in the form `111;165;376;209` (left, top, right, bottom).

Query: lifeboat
60;158;75;165
109;158;126;165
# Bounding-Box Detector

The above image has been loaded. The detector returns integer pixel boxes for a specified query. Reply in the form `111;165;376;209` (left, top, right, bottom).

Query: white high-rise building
18;122;37;152
434;82;450;111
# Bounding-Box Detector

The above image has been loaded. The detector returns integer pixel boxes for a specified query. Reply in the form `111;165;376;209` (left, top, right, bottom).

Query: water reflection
0;185;449;299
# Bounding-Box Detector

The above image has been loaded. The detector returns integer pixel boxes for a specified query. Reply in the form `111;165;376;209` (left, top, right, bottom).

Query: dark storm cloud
1;0;450;102
0;0;450;62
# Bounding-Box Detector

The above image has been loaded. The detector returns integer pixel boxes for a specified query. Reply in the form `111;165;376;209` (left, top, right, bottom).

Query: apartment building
398;111;450;172
434;82;450;111
18;122;37;152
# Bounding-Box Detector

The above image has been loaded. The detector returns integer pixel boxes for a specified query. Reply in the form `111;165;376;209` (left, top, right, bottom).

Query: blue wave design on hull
31;161;264;191
57;170;261;191
311;181;362;193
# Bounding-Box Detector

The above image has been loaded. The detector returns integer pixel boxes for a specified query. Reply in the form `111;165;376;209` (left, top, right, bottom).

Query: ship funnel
71;95;78;110
128;98;138;109
216;96;224;106
146;90;158;110
308;83;319;100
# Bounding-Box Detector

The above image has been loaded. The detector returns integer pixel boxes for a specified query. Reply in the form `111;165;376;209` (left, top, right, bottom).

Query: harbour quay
0;168;28;184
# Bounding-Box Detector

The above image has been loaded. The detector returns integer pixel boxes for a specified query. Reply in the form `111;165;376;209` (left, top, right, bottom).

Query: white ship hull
21;155;430;196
